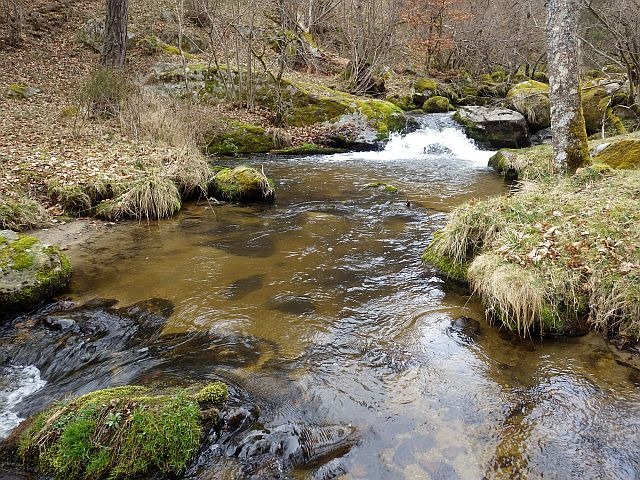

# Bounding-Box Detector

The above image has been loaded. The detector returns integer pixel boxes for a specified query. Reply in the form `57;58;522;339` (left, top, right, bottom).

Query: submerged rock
210;166;276;202
0;231;72;318
453;106;530;148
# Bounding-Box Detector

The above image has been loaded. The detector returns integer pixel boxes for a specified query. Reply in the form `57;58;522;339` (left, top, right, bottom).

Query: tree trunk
546;0;589;173
101;0;128;68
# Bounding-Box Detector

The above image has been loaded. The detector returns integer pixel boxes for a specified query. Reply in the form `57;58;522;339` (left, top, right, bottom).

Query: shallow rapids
2;114;639;479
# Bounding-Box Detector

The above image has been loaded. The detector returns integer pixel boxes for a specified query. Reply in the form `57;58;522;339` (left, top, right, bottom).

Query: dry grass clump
424;168;640;338
96;170;182;221
0;196;49;231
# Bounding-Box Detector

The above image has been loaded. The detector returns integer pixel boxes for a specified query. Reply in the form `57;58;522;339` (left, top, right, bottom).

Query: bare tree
101;0;128;67
546;0;589;173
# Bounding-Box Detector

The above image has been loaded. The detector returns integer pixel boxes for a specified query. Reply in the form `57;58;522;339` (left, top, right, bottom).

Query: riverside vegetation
2;0;640;478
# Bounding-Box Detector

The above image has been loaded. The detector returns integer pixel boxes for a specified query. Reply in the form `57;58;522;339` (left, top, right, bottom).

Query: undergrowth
424;168;640;338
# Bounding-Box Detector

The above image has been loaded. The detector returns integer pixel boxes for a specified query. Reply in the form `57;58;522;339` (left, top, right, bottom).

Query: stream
2;114;640;479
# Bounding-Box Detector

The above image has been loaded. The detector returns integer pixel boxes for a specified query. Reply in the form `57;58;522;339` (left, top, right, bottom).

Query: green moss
0;235;72;315
414;78;438;93
19;385;210;480
211;166;275;202
270;143;346;155
422;231;469;282
594;138;640;169
387;94;417;111
205;121;275;155
195;382;229;406
364;181;398;193
7;83;28;98
422;96;453;113
0;234;38;271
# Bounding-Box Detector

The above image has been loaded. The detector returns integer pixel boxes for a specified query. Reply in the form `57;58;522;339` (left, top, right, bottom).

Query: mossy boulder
593;136;640;169
15;383;228;480
581;79;628;135
205;121;275;156
507;80;550;131
6;83;40;99
210;166;275;202
412;78;459;106
0;231;72;318
453;106;530;148
422;96;453;113
488;144;554;181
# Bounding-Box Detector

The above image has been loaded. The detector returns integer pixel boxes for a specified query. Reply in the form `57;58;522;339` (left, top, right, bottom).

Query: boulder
507;80;550;131
210;166;275;202
0;231;72;317
422;95;453;113
12;383;228;479
205;120;275;156
593;136;640;169
150;63;412;144
581;79;628;135
6;83;41;99
453;106;530;148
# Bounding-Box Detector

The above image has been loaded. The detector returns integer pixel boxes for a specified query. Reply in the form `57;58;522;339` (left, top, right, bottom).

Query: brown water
31;117;640;478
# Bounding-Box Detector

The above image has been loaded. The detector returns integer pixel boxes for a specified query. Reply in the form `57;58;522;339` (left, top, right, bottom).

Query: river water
2;114;640;479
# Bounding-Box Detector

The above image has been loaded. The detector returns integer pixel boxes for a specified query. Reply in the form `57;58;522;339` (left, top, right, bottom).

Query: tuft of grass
47;182;92;217
0;196;49;231
423;170;640;338
79;68;134;118
96;171;182;221
18;385;218;480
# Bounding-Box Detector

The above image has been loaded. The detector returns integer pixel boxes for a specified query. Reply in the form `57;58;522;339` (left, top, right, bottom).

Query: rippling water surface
3;114;640;479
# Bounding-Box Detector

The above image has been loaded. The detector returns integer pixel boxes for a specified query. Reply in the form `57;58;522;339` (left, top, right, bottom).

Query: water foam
326;113;494;165
0;365;46;439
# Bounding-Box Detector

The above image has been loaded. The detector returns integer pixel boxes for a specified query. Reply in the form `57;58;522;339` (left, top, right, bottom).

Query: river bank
3;119;640;478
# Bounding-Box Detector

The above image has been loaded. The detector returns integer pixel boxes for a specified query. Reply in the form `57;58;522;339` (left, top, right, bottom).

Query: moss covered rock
507;80;550;131
205;121;275;156
593;136;640;169
6;83;40;99
0;231;72;318
422;96;453;113
16;383;228;480
453;106;530;148
210;166;275;202
581;79;628;135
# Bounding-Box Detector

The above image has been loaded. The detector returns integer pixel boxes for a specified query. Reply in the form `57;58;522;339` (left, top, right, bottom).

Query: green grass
423;169;640;338
18;383;228;480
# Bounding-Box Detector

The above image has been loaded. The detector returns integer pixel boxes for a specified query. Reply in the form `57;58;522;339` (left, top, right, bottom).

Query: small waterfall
332;113;494;165
0;365;46;439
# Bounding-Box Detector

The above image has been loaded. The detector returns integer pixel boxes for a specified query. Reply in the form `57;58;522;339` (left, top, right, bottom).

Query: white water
0;365;46;439
329;113;495;165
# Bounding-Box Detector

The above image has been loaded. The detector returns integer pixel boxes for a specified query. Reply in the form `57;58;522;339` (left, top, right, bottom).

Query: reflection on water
10;115;640;478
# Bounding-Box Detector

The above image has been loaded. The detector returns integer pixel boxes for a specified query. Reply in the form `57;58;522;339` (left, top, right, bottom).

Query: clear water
2;114;639;479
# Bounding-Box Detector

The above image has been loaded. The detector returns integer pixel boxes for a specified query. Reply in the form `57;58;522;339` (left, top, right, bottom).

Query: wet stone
224;274;265;300
266;294;316;315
